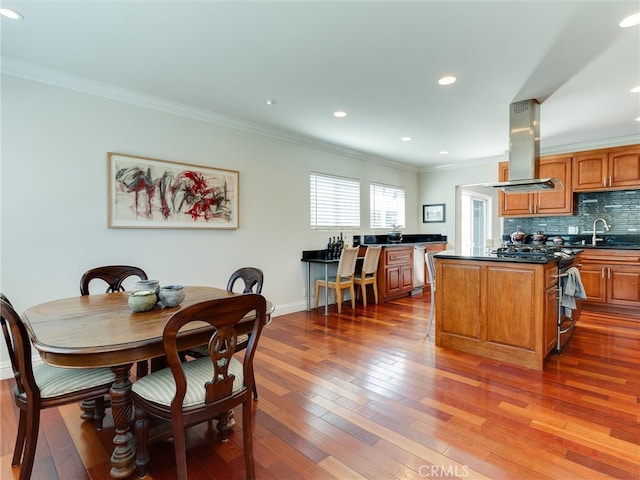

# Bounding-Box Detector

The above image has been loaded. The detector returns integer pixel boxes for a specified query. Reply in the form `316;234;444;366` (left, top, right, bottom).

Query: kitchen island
434;251;566;370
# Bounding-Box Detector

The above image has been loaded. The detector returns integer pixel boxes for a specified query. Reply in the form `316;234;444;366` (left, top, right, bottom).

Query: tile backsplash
503;190;640;235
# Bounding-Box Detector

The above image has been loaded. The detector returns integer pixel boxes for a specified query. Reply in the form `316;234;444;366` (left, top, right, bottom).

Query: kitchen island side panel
438;262;482;339
435;257;552;370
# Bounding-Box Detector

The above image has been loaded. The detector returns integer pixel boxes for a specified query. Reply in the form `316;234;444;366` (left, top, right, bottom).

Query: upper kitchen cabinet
573;145;640;191
499;154;573;217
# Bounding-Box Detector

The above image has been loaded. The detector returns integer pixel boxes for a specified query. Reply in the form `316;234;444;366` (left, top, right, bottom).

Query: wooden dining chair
315;246;359;313
79;265;150;421
80;265;148;295
353;245;382;306
186;267;265;399
80;265;150;373
425;251;437;337
227;267;264;295
132;294;268;480
226;267;264;399
1;295;116;480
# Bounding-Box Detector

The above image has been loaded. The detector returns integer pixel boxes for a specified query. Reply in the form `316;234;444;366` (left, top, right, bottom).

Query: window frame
369;182;406;230
309;172;360;230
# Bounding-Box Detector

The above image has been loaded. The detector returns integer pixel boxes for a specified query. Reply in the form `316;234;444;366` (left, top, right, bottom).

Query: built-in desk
301;251;339;315
301;249;364;315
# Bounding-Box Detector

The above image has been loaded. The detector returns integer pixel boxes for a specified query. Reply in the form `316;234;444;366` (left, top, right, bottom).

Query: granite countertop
354;234;448;247
434;249;578;265
562;243;640;250
362;241;448;247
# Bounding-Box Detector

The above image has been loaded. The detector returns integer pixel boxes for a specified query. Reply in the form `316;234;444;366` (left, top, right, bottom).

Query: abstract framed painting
108;152;239;229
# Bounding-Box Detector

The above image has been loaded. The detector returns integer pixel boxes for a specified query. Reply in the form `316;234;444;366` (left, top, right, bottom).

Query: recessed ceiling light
265;99;277;106
333;111;347;118
631;86;640;93
439;151;449;155
0;8;23;19
401;136;412;142
438;75;457;86
636;116;640;122
619;12;640;28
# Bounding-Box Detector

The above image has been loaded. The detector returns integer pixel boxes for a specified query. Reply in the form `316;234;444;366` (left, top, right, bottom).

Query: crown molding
1;57;418;173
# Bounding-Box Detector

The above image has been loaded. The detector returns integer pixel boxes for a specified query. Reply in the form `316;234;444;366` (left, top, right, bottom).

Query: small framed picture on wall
423;203;445;223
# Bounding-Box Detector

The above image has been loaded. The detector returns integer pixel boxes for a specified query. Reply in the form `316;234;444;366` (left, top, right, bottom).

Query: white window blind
370;183;406;229
310;173;360;229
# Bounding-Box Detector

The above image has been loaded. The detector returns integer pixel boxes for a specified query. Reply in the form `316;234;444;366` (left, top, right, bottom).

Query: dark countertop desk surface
301;255;363;315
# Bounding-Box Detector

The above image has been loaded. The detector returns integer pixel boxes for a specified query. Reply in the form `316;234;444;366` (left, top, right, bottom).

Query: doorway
460;188;493;256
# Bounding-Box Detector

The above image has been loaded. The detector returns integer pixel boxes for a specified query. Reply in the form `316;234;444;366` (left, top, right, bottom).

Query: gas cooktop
491;245;578;266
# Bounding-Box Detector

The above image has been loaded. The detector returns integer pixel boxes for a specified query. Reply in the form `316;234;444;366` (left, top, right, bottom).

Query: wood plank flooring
1;294;638;479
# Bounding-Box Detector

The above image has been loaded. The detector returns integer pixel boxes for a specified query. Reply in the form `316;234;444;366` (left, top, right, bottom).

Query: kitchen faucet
592;218;611;246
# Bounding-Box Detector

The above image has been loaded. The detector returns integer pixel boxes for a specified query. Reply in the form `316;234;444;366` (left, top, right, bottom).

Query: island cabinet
573;145;640;191
435;258;558;370
579;248;640;320
377;245;413;302
498;154;573;217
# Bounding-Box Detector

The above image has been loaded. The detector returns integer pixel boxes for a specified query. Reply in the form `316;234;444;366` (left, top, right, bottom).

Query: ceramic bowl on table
133;280;160;294
158;285;185;307
128;290;158;312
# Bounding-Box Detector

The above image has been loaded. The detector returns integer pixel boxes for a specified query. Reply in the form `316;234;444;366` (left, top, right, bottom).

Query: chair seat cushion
132;356;244;407
33;363;115;398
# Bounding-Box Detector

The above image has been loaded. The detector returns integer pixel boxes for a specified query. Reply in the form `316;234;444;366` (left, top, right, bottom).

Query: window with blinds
310;173;360;229
370;183;405;229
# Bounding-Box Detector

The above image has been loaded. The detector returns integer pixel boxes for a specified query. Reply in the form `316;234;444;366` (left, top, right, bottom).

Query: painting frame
422;203;446;223
107;152;239;229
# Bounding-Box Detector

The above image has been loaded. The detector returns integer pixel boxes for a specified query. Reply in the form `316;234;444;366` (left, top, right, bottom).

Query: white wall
418;162;502;248
0;74;420;377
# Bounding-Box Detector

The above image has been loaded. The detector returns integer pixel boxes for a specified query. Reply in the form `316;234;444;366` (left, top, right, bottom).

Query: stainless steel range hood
481;99;562;192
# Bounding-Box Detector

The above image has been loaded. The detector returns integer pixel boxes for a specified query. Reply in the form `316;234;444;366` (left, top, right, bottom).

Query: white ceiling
2;1;639;170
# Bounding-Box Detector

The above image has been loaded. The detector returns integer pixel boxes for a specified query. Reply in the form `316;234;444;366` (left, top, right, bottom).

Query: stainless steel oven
555;259;581;353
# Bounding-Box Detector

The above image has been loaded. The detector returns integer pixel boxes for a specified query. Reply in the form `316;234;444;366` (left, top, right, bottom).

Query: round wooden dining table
22;286;273;479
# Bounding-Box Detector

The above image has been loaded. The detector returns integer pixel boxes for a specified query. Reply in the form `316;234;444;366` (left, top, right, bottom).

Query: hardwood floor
2;294;639;479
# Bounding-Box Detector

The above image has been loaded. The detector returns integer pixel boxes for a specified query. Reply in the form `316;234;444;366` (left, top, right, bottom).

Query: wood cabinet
573;145;640;191
435;257;558;370
378;245;413;302
499;154;573;217
579;249;640;319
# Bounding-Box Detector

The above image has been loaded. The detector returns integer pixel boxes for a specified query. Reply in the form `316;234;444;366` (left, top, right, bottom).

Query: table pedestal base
109;364;136;479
